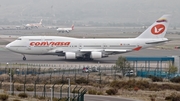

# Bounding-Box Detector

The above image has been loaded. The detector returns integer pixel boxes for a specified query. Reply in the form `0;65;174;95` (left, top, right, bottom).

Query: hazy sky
0;0;179;26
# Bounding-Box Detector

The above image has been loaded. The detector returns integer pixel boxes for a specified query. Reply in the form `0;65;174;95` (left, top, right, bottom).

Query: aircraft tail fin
72;24;74;30
39;19;43;25
137;15;171;39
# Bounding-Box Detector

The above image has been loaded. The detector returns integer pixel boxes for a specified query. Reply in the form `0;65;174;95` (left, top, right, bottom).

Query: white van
125;70;134;76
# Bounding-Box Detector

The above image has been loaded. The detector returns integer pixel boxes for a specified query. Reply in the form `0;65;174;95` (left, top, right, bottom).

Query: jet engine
65;52;76;59
90;52;102;59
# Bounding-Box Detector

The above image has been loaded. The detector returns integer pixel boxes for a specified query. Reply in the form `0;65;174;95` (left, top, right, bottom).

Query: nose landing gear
23;55;26;61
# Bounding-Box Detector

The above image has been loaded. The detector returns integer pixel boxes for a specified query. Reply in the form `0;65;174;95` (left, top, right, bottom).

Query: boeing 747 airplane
6;15;170;61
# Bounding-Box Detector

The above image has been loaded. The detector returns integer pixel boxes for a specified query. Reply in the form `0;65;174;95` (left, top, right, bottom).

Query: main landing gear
76;55;93;61
77;57;93;61
22;55;26;61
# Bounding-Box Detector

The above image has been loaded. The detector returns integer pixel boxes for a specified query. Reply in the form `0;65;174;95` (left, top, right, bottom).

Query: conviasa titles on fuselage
6;15;170;61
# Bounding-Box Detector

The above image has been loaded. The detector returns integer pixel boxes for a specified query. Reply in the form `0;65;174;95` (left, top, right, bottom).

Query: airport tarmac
0;46;179;64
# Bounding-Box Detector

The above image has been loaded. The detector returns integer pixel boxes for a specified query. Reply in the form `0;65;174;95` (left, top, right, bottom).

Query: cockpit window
17;38;22;40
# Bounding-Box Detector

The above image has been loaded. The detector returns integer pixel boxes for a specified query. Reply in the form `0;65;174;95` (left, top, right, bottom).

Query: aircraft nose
5;44;10;50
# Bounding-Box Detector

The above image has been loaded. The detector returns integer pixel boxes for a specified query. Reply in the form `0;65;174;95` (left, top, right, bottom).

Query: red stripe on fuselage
133;46;142;51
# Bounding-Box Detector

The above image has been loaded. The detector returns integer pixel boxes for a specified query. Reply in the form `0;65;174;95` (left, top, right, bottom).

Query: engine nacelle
90;52;102;59
65;52;76;59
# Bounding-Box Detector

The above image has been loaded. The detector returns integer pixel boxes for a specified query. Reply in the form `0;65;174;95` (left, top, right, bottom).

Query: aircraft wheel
86;58;93;61
23;57;26;61
77;57;83;60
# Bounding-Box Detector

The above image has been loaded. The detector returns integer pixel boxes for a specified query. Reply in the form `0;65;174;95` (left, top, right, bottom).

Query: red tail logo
151;24;165;35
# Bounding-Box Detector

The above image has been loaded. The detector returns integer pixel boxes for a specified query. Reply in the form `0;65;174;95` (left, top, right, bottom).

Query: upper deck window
29;39;41;41
45;39;53;41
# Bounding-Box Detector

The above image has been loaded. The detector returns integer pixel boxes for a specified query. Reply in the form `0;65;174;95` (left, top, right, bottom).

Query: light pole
7;62;12;95
50;87;52;101
16;68;19;75
67;78;70;101
54;68;56;74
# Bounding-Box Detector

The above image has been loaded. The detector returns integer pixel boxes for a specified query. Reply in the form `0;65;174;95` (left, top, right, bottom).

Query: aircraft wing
80;49;103;52
80;46;142;52
48;46;142;55
80;47;141;53
104;49;131;52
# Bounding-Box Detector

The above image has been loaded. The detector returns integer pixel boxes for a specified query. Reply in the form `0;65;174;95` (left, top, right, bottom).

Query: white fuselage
6;36;167;56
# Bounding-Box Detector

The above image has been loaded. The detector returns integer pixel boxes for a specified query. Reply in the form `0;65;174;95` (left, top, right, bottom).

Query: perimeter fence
0;62;172;80
0;62;173;100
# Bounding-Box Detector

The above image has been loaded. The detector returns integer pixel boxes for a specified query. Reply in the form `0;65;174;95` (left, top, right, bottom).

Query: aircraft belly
17;47;45;55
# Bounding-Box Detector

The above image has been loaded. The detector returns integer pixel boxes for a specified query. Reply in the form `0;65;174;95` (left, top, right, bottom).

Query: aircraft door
103;43;107;49
79;43;82;49
27;39;32;51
